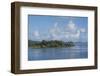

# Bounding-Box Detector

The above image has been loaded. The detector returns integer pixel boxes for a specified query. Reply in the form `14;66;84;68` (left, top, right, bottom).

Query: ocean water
28;43;88;61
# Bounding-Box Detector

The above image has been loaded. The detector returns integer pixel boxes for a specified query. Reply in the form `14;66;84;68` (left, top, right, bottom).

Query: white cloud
49;20;86;42
31;20;86;42
67;20;77;32
50;22;61;34
68;21;75;30
70;30;80;39
62;20;80;41
33;30;39;37
49;22;62;40
80;28;86;32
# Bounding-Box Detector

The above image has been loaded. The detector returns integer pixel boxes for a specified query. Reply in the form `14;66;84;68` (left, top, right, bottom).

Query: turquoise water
28;44;88;61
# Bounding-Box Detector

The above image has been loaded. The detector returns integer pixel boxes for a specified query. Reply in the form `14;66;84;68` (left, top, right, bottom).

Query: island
28;40;75;48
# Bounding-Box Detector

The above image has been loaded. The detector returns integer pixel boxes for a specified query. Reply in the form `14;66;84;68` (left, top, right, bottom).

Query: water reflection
28;45;88;61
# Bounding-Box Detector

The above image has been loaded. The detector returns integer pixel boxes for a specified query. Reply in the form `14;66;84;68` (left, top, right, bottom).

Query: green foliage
28;40;75;48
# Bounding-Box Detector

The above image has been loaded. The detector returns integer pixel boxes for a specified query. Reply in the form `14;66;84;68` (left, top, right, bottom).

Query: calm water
28;44;88;61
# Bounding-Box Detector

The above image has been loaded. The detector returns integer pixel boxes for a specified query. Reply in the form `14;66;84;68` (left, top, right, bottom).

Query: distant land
28;40;76;48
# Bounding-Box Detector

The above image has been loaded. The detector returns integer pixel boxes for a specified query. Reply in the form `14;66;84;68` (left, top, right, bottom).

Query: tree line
28;40;75;48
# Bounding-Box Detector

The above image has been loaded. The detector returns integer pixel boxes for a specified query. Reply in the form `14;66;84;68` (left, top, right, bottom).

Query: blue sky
28;15;88;42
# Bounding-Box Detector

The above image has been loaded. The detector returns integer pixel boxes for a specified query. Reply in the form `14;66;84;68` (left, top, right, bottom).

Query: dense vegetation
28;40;75;48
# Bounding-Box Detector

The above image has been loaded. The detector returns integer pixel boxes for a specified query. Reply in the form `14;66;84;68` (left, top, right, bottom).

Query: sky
28;15;88;42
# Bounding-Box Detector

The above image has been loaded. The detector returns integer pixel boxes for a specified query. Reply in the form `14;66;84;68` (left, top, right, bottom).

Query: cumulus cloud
49;22;60;34
49;20;86;42
33;30;40;37
67;20;76;31
49;22;62;40
80;28;86;33
32;20;86;42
